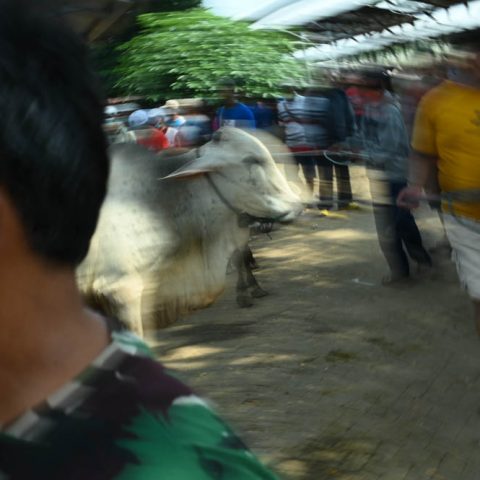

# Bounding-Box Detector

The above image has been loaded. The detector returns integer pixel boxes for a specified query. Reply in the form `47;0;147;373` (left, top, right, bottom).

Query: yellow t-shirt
411;80;480;220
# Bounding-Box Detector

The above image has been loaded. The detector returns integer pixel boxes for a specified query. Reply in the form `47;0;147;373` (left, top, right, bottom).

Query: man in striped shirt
277;87;331;205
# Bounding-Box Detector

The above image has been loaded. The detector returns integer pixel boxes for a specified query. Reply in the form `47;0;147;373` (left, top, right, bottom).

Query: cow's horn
160;166;217;180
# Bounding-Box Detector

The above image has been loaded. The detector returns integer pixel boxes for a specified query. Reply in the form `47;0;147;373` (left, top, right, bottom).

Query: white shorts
444;214;480;300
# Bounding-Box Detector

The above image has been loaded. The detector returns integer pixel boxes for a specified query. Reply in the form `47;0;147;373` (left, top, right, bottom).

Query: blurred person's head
104;105;118;119
445;40;480;87
0;1;108;268
147;108;166;127
280;84;297;100
357;68;393;101
128;109;150;129
217;78;237;105
362;69;392;90
160;99;178;121
343;71;363;88
160;99;185;127
161;99;179;113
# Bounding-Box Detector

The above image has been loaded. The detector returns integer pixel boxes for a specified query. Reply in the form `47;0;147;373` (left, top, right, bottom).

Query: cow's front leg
243;246;268;298
109;275;144;337
232;248;253;308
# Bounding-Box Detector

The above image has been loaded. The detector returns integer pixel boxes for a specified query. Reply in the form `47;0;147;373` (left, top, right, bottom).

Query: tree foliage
90;0;202;98
115;8;307;100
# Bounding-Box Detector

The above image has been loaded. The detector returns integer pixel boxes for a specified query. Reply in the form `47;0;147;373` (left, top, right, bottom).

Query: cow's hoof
237;294;253;308
251;286;269;298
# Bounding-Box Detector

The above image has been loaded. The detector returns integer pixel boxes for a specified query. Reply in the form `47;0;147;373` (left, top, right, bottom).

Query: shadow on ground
149;168;479;480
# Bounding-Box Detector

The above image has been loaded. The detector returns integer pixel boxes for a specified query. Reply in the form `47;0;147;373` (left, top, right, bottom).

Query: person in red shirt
128;109;169;152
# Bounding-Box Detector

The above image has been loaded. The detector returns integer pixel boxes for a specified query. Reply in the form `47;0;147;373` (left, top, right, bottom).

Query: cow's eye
243;156;263;166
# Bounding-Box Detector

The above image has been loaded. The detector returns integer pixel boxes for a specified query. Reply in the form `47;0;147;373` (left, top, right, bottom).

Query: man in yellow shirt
398;42;480;336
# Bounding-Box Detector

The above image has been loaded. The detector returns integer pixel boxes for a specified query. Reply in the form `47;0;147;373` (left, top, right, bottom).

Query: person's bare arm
408;149;438;187
397;150;438;208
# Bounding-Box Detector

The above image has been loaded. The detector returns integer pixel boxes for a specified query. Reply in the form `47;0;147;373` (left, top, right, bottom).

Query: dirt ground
149;166;480;480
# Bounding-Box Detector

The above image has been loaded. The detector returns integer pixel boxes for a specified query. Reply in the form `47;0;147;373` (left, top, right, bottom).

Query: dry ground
149;166;480;480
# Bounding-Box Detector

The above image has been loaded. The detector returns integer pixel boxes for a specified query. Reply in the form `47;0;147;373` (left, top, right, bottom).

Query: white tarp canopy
203;0;480;61
294;0;480;62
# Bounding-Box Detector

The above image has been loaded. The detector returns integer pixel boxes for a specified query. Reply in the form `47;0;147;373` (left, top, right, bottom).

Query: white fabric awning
293;0;480;62
249;0;379;29
204;0;479;61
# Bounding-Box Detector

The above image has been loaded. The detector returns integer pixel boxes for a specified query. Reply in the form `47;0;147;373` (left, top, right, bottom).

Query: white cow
77;127;302;335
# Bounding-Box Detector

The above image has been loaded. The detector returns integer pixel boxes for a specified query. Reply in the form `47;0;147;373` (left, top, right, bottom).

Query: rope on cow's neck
267;149;370;165
205;172;245;218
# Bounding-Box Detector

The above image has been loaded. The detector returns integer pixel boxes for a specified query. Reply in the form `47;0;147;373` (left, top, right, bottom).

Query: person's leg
297;154;315;197
443;214;480;337
370;178;410;280
286;153;302;184
391;182;432;267
334;163;353;208
398;211;433;267
372;203;410;279
317;156;334;210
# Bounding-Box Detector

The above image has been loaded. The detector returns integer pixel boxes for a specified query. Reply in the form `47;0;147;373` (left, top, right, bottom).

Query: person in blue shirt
215;78;256;130
249;99;275;130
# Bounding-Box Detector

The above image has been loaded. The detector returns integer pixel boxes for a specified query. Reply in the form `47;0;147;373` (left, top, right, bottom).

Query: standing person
160;99;186;128
398;41;480;335
214;79;258;270
128;109;169;152
360;69;432;284
250;99;275;130
302;86;334;212
0;4;279;478
393;72;451;252
277;85;333;210
323;82;358;210
214;78;256;130
148;107;178;146
277;86;316;197
177;99;212;147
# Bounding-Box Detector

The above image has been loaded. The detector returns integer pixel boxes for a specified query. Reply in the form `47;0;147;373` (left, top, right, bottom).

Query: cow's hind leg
243;247;269;298
233;249;253;308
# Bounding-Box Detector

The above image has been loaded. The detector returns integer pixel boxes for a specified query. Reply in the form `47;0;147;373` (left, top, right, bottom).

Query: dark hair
0;1;109;266
450;29;480;50
218;77;237;89
361;68;393;92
